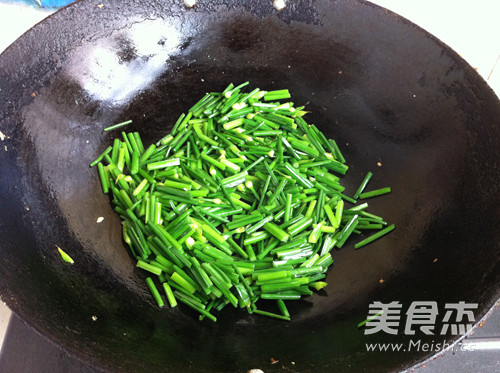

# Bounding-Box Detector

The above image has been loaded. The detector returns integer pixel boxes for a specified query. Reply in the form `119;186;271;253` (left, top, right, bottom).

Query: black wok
0;0;499;372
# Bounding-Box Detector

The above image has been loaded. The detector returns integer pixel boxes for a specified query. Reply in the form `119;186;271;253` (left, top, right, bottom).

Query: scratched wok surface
0;0;499;372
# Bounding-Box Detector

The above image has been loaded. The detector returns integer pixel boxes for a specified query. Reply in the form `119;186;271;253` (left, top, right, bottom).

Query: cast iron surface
0;0;499;372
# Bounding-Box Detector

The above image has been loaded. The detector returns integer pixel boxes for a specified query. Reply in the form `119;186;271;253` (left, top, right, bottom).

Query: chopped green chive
97;163;109;194
354;171;373;199
57;245;74;264
263;89;291;101
145;277;164;308
92;84;394;322
263;222;290;242
336;215;360;249
103;119;133;132
359;187;392;199
355;224;395;249
358;310;384;328
90;146;112;167
137;260;162;276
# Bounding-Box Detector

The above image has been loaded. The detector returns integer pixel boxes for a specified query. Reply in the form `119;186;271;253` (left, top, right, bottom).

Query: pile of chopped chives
92;82;394;321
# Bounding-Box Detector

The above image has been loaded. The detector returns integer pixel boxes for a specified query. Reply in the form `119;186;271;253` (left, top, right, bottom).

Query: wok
0;0;499;372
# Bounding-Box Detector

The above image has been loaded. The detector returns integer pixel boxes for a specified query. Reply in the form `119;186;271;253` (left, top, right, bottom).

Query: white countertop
0;0;499;359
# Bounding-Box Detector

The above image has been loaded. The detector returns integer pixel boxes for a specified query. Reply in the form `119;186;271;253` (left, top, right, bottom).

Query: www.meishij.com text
366;339;475;352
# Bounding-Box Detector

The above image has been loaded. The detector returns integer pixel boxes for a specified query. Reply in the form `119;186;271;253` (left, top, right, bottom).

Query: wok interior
0;1;499;372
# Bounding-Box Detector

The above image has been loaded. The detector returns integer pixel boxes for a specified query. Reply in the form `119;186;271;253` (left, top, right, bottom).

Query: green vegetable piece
146;158;181;171
287;217;313;236
90;146;112;167
137;259;162;276
171;272;196;294
354;172;373;199
253;309;290;321
263;89;291;101
359;187;392;199
355;224;395;249
97;163;109;194
103;119;132;132
57;246;74;264
145;277;164;308
336;215;360;249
